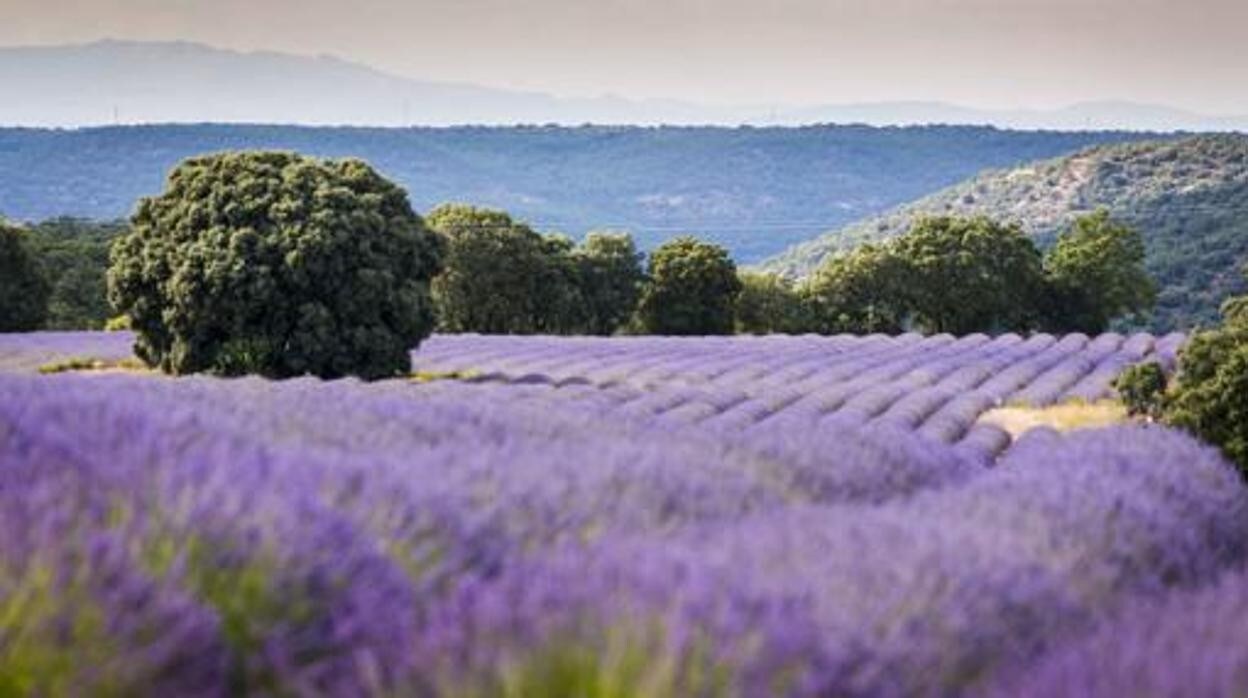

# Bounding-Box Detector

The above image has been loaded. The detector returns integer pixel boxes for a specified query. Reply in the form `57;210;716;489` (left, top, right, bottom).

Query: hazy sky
4;0;1247;112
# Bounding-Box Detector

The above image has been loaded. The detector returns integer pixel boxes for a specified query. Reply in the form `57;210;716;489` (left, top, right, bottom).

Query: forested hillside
761;135;1248;330
0;124;1147;261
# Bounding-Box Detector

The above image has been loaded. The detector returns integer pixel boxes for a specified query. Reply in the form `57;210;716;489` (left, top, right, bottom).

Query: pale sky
4;0;1247;113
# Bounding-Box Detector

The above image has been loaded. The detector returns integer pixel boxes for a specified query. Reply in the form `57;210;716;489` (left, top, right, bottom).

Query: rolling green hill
759;135;1248;331
0;124;1147;263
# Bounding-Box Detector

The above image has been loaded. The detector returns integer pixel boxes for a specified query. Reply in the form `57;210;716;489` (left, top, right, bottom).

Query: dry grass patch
978;400;1129;438
38;356;152;375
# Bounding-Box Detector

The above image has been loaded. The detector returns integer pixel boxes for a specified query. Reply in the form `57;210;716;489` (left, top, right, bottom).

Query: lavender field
3;330;1246;697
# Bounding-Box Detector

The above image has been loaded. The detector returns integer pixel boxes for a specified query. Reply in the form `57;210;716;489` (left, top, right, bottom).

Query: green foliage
735;272;808;334
429;209;645;336
1167;344;1248;473
573;232;646;336
25;217;127;330
799;243;910;334
1222;293;1248;325
104;314;132;332
890;216;1046;334
636;237;742;336
429;204;586;334
1044;211;1155;333
107;151;443;380
539;233;593;335
798;213;1153;336
1136;282;1248;474
0;221;50;332
1114;361;1167;419
1159;297;1248;472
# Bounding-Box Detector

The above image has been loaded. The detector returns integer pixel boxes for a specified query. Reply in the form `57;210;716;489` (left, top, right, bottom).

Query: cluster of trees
430;204;744;337
740;212;1155;336
0;203;742;351
4;150;1158;380
1117;276;1248;474
1;217;127;332
428;209;1155;340
94;151;748;378
26;218;127;329
429;205;641;336
767;135;1248;333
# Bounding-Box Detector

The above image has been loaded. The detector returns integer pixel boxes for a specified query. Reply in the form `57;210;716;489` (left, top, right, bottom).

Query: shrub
1147;290;1248;474
1163;297;1248;472
107;151;443;379
0;220;51;332
1113;361;1167;419
1167;346;1248;470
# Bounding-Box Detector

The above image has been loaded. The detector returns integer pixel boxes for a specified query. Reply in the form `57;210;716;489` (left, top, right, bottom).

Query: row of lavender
2;331;1246;696
0;332;1187;463
413;331;1186;458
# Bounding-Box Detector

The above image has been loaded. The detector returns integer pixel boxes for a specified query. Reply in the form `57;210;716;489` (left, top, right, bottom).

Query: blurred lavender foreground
1;331;1245;696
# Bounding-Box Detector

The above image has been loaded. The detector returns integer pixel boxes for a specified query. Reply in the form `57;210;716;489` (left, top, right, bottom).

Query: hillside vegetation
0;124;1148;262
760;135;1248;330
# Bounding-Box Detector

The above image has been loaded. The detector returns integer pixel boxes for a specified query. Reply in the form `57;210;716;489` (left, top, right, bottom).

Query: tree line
2;207;1154;342
3;152;1156;361
747;211;1155;336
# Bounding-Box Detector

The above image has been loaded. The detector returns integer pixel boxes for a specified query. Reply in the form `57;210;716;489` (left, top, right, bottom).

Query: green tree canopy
0;220;50;332
1044;210;1155;333
1124;271;1248;474
428;204;584;334
735;271;808;335
636;237;742;335
26;218;127;330
536;233;590;335
1164;294;1248;472
891;216;1046;334
108;151;443;379
573;232;645;336
799;244;910;334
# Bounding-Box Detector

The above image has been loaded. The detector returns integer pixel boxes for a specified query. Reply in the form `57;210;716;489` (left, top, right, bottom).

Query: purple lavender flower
0;331;1217;696
986;564;1248;697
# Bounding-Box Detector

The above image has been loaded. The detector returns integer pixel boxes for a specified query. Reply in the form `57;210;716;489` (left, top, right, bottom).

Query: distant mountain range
783;101;1248;134
758;135;1248;331
1;40;1246;132
0;124;1149;261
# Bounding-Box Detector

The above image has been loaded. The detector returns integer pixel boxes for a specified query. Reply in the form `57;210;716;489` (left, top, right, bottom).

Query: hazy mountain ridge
759;135;1248;330
0;124;1148;261
2;40;1246;131
783;100;1248;133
